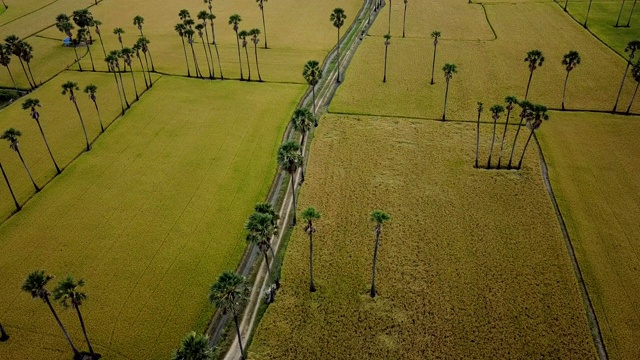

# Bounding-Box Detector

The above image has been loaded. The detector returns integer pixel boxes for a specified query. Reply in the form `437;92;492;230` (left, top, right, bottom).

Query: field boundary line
533;133;609;360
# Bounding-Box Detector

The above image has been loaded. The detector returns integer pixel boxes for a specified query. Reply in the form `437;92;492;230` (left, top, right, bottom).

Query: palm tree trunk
507;116;525;169
370;230;380;298
254;44;262;82
524;69;534;100
213;42;223;79
35;120;60;174
0;322;8;341
204;26;215;78
383;44;388;82
112;71;125;115
200;40;213;79
403;3;407;37
235;31;244;80
117;69;130;109
244;46;251;81
92;100;104;132
487;118;498;168
517;125;535;169
475;111;480;168
561;70;571;110
309;231;316;292
75;307;95;356
336;28;341;83
388;0;392;33
16;148;39;191
4;66;18;91
147;48;155;72
233;314;246;360
564;0;569;12
142;52;153;87
311;86;317;118
585;0;594;27
626;0;638;26
627;81;640;113
208;10;217;44
73;99;91;151
86;42;95;71
25;62;37;88
261;8;268;49
613;61;632;112
72;45;83;71
430;43;437;85
180;37;191;77
616;0;627;27
263;251;275;285
17;58;34;89
290;173;297;226
442;80;450;121
97;33;107;59
137;56;149;89
189;43;202;78
129;67;139;101
0;161;21;210
45;296;80;356
497;108;511;169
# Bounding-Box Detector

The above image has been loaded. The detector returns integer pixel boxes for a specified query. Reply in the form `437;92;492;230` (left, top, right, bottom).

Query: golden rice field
0;76;305;359
250;114;596;359
538;111;640;360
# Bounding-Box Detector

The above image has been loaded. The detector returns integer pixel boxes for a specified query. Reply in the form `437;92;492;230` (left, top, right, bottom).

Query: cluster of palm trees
1;35;37;90
22;270;98;360
613;40;640;113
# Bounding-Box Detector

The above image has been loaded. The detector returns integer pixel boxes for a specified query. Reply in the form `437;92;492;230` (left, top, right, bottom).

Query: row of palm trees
22;270;98;359
1;35;37;90
104;38;153;115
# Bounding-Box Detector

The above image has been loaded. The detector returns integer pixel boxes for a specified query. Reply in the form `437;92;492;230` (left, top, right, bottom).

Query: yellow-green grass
537;111;640;360
250;114;595;359
0;0;93;37
560;0;640;56
0;69;158;220
332;1;636;120
0;76;305;359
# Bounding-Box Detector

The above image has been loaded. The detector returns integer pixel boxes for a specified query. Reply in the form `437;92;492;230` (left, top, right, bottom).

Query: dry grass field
0;76;305;359
250;114;595;359
538;111;640;360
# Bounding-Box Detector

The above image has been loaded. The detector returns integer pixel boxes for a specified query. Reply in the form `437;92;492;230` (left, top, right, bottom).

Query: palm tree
77;28;95;71
136;37;153;84
84;84;104;132
402;0;408;37
487;105;504;168
195;24;213;79
22;99;61;174
303;60;323;116
429;31;441;85
92;20;108;59
517;104;549;169
203;0;217;43
616;0;628;27
256;0;269;48
561;50;581;110
254;202;281;284
113;27;125;50
249;29;263;82
497;96;517;169
208;271;250;360
198;11;216;78
291;108;314;183
626;63;640;113
172;332;214;360
105;53;125;115
614;40;640;112
302;207;321;292
207;13;223;79
0;158;21;211
1;44;18;90
19;41;37;87
184;29;203;78
5;35;34;89
626;0;638;27
238;30;252;81
507;100;533;169
229;14;244;80
441;63;457;121
474;102;483;168
584;0;594;27
179;9;191;23
53;276;95;359
57;20;83;71
330;8;347;83
278;141;303;226
1;128;39;191
120;47;139;100
245;211;278;286
383;33;391;82
72;9;95;71
62;81;91;152
174;23;191;77
369;210;390;298
133;15;145;36
524;49;544;100
110;50;130;108
132;42;149;89
21;271;80;358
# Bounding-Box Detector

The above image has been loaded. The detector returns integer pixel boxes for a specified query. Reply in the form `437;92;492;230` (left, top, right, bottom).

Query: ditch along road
207;0;382;358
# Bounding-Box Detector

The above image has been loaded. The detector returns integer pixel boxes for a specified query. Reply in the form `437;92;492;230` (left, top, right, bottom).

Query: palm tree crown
21;270;53;300
173;332;213;360
525;49;544;71
430;30;441;44
52;276;87;309
330;8;346;29
61;81;79;99
277;140;303;174
370;209;391;230
303;60;322;86
1;128;22;150
133;15;144;30
21;98;41;118
208;271;249;315
562;50;581;71
228;14;242;30
443;63;457;81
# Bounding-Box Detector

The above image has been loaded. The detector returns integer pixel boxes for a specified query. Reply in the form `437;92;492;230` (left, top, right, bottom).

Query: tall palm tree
84;84;104;132
229;14;244;80
256;0;269;48
207;13;223;79
179;9;191;22
57;20;83;72
0;45;18;90
113;27;125;50
616;0;628;27
172;332;214;360
497;96;517;169
105;53;125;115
383;33;391;82
77;28;95;71
330;8;347;83
133;15;145;36
120;47;139;100
203;0;217;43
53;276;95;359
370;210;390;298
209;271;250;360
249;29;263;82
441;63;457;121
614;40;640;112
132;42;149;89
184;28;203;78
22;99;60;174
303;60;322;116
517;104;549;169
402;0;408;37
0;158;21;211
5;35;34;89
561;50;581;110
507;100;533;169
19;41;37;87
254;202;281;284
21;271;80;357
245;211;278;286
92;20;108;59
487;104;504;168
195;24;214;79
474;102;483;168
72;9;94;71
278;141;303;226
62;81;91;152
174;23;191;77
626;0;638;27
1;128;39;191
584;0;594;27
302;207;321;292
110;50;130;108
626;63;640;113
198;11;216;78
524;49;544;100
430;31;441;85
291;108;314;183
238;30;252;81
136;37;153;84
